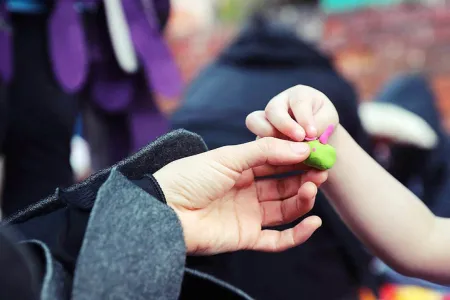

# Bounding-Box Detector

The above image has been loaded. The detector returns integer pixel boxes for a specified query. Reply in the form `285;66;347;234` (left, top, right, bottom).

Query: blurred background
2;0;450;299
162;1;450;298
164;0;450;130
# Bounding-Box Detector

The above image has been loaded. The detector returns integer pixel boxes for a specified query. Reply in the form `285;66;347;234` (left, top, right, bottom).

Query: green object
304;140;337;170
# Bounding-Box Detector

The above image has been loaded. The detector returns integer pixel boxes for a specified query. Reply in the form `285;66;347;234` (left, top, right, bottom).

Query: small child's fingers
247;111;293;140
246;111;278;138
288;86;331;138
289;94;317;139
265;93;306;141
289;85;340;138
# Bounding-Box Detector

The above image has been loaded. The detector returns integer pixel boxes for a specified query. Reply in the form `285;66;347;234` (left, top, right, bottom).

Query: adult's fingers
256;170;327;202
260;182;317;227
265;92;306;141
251;216;322;252
207;137;311;174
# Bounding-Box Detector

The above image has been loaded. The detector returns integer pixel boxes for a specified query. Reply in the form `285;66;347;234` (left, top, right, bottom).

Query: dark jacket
375;74;450;217
171;17;376;300
0;130;254;300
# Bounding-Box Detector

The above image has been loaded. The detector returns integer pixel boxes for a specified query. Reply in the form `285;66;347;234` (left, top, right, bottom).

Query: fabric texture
1;130;253;300
133;174;167;204
6;129;207;283
0;227;43;300
171;16;375;300
72;170;185;300
5;129;207;224
28;240;72;300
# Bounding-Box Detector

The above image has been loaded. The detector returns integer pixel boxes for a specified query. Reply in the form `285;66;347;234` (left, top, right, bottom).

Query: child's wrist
327;124;347;173
327;123;345;149
325;124;358;181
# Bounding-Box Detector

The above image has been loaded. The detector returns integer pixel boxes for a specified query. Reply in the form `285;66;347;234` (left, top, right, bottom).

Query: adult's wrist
150;171;198;255
132;174;167;204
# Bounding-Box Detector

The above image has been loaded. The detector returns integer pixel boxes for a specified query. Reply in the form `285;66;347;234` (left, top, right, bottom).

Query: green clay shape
304;140;337;170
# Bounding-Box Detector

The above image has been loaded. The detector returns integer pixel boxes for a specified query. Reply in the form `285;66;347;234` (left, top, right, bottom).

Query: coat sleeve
71;169;186;300
5;129;207;274
1;129;208;298
2;170;187;300
11;174;169;275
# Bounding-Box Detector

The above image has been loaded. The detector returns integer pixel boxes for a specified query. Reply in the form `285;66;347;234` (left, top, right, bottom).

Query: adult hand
154;137;327;255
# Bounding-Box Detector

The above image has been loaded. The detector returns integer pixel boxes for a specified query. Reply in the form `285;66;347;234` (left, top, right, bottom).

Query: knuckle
265;92;287;114
290;84;307;91
258;136;276;151
214;145;233;163
207;146;227;163
288;87;314;111
291;85;327;101
255;138;269;155
264;102;278;118
290;84;315;96
245;111;266;133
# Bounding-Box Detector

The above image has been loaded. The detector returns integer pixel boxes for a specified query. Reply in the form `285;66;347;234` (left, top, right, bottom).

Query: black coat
0;130;254;300
171;17;376;300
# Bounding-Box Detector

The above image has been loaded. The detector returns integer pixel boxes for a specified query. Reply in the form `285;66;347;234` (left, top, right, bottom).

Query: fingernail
295;129;305;141
308;125;318;136
290;142;310;154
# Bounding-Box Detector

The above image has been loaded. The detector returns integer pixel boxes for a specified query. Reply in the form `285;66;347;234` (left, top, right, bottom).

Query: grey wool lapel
72;170;186;300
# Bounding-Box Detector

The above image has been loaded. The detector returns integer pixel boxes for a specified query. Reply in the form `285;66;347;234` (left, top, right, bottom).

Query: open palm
154;137;326;255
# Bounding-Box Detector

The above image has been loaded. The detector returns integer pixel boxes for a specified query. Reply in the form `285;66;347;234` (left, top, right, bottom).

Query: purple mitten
0;6;12;83
49;0;88;92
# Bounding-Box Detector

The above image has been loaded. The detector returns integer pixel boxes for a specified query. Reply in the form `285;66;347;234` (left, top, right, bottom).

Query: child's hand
246;85;339;141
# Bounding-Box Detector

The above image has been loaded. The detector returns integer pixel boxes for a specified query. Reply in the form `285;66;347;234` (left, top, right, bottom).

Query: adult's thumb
208;137;311;173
